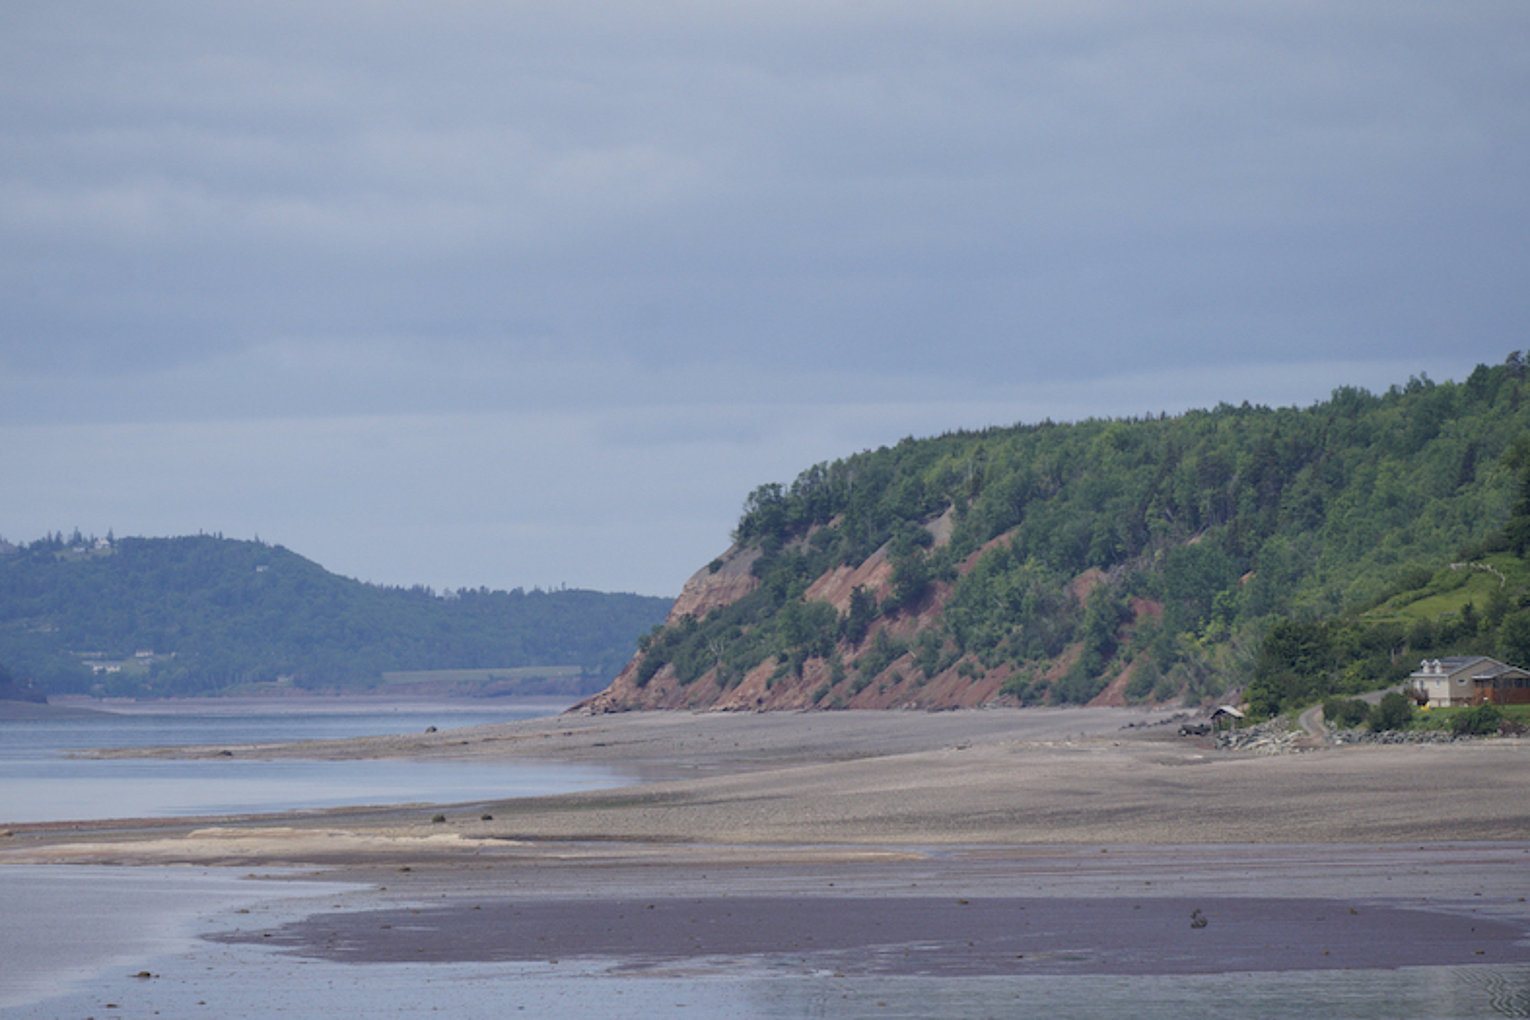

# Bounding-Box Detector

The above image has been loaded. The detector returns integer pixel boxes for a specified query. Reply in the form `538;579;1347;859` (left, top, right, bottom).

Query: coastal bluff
577;361;1530;715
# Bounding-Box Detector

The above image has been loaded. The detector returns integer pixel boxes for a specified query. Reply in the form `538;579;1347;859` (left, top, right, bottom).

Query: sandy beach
10;707;1530;856
5;707;1530;989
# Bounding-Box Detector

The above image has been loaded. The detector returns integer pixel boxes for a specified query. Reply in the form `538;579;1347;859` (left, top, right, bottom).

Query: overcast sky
2;2;1526;597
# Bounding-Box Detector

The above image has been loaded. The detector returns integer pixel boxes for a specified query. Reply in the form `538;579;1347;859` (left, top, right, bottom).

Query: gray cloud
2;1;1526;592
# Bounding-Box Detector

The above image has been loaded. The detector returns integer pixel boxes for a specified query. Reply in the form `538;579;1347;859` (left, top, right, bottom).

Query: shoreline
6;709;1530;1011
0;698;111;720
5;709;1527;860
6;709;1530;858
42;692;581;716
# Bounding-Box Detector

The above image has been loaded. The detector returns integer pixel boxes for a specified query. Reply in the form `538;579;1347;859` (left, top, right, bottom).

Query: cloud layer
3;2;1526;593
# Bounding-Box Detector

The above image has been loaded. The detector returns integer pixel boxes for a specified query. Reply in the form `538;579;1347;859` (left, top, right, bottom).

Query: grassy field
1363;553;1524;625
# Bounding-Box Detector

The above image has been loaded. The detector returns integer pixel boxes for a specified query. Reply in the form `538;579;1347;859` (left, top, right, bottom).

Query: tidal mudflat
4;708;1530;1017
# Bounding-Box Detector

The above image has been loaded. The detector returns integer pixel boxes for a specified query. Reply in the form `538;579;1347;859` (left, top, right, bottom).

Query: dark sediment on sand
221;894;1530;977
0;698;110;720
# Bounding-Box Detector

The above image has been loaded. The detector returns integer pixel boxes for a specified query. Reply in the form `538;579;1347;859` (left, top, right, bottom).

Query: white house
1409;656;1530;708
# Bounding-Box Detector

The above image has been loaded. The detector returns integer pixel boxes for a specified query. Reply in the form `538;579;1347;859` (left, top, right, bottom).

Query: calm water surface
0;699;640;1014
0;698;626;823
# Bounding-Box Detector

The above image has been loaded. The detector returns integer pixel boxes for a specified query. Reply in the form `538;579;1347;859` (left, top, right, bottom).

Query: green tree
1247;620;1333;717
779;599;838;661
1503;437;1530;558
841;586;879;646
1368;691;1414;732
1499;610;1530;665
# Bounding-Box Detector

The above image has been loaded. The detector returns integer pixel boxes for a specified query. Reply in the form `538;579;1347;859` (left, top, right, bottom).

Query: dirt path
1297;703;1327;737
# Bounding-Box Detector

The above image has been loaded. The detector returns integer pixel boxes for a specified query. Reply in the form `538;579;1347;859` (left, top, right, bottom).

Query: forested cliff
581;357;1530;714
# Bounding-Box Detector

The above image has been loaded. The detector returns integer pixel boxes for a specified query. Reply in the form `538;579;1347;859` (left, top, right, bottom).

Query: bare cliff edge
575;510;1161;714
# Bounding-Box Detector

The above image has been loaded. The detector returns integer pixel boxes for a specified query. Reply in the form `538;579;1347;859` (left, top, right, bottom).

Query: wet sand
219;893;1530;976
9;708;1530;861
6;709;1530;985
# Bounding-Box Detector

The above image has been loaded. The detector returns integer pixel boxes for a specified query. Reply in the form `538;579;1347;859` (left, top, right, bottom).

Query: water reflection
30;953;1530;1020
0;699;626;823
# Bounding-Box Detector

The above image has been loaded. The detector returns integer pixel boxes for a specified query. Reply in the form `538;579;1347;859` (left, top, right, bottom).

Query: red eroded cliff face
578;535;904;713
576;544;758;713
574;508;1170;714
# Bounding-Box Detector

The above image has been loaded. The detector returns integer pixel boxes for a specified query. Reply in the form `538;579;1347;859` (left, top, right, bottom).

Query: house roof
1471;662;1530;681
1436;656;1491;670
1411;655;1494;677
1410;655;1530;682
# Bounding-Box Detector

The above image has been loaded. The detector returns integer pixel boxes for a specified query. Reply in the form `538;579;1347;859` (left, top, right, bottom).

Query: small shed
1209;705;1245;731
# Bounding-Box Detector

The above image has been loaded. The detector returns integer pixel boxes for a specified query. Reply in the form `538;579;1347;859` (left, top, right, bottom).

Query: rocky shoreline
1216;717;1526;753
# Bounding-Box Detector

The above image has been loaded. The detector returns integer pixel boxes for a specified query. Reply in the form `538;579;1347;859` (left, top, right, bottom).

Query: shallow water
6;862;1530;1019
0;699;628;822
0;699;633;1012
17;926;1530;1019
0;864;361;1012
1;697;571;752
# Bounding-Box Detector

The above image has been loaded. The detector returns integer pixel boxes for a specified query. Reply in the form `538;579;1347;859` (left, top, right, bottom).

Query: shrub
840;586;878;646
635;653;664;687
1452;703;1503;736
856;629;907;680
1000;671;1045;705
1323;696;1371;728
1368;691;1414;732
1125;660;1161;702
914;630;943;679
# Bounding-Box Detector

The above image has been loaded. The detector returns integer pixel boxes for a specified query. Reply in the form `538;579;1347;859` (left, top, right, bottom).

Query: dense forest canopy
619;356;1530;713
0;534;670;697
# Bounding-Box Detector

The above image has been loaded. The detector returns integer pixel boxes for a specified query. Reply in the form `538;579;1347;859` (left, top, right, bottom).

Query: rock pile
1214;719;1306;754
1330;728;1475;745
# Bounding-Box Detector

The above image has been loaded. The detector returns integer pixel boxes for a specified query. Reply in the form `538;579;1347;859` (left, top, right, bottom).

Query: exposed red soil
802;546;896;612
957;529;1017;575
1087;660;1135;708
580;533;1175;713
1067;567;1106;603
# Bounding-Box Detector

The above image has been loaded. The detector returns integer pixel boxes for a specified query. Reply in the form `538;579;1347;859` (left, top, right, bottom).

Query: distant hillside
0;661;45;703
0;535;670;697
581;356;1530;713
